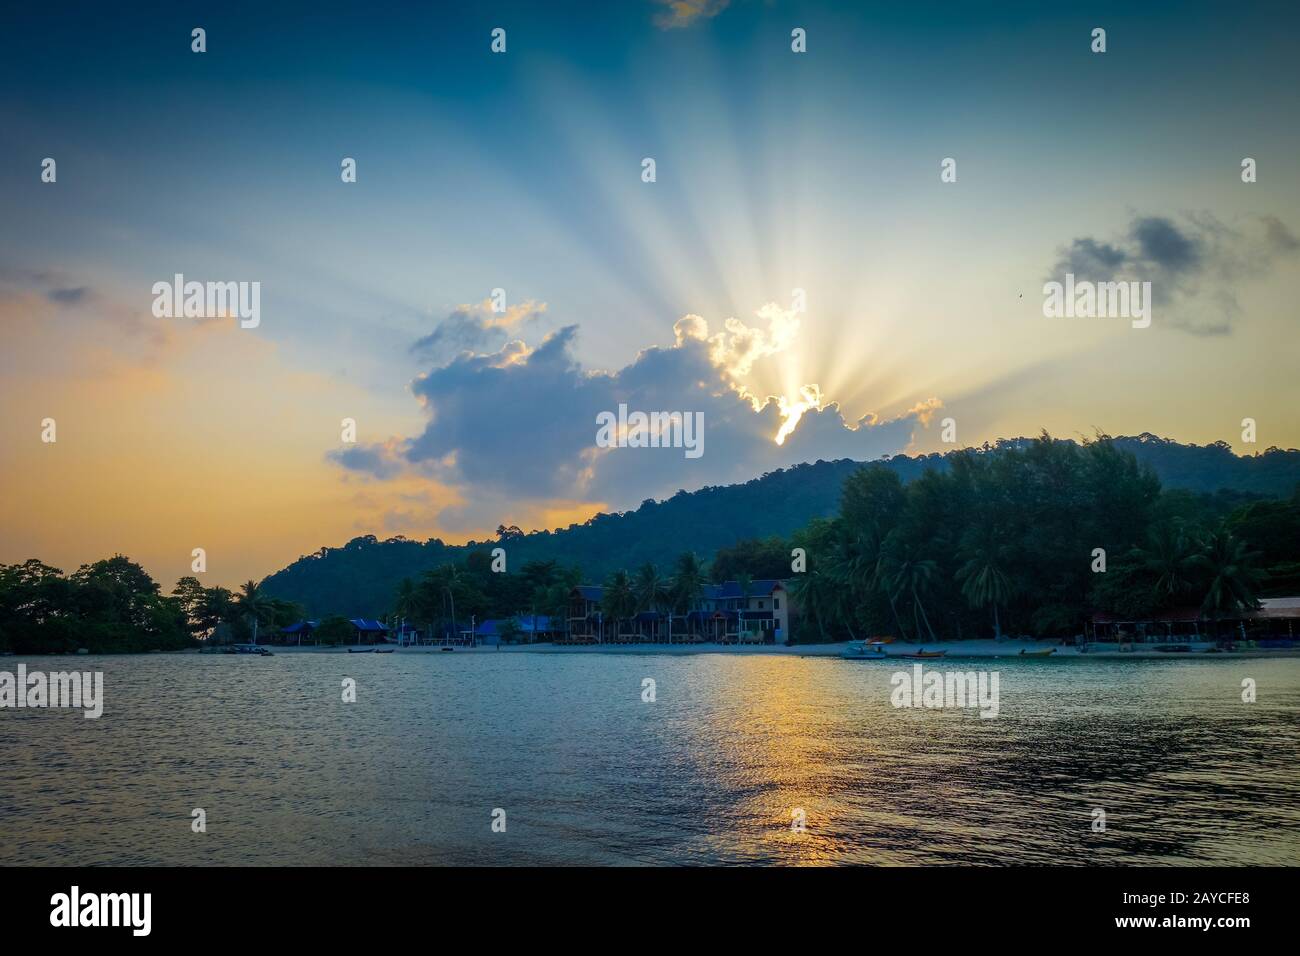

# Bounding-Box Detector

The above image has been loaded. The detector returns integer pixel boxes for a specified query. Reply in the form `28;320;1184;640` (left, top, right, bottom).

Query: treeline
261;435;1300;617
394;550;748;641
0;558;303;654
762;434;1297;641
391;554;583;640
387;434;1299;644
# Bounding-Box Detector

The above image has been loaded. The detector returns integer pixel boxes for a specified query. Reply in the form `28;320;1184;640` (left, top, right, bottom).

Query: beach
253;639;1300;659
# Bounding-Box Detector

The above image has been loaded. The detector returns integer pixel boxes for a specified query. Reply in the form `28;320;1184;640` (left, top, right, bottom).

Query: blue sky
1;0;1297;584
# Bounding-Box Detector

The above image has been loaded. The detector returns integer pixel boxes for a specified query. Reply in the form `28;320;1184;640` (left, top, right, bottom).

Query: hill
260;435;1300;615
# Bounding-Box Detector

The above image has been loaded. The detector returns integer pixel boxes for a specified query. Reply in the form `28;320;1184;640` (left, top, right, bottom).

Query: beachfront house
281;620;319;645
349;618;391;644
701;579;789;644
456;615;564;646
566;586;606;643
1086;596;1300;649
564;580;790;644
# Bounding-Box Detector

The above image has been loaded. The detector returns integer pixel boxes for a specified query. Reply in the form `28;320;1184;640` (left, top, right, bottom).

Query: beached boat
842;640;889;659
374;648;395;654
347;647;375;654
1019;648;1055;657
897;650;946;659
440;646;455;652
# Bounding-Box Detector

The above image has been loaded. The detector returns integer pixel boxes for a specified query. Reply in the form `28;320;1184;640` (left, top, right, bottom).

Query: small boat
842;640;889;659
227;644;273;656
440;646;455;652
1019;648;1055;657
374;648;395;654
347;647;375;654
898;649;947;659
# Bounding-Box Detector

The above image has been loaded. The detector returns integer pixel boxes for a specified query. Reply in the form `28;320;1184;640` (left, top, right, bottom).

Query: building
566;586;606;643
458;615;564;646
1086;597;1300;648
702;579;789;644
281;620;318;645
349;619;391;644
564;580;790;644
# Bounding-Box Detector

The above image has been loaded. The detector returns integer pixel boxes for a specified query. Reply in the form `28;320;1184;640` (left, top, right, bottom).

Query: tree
1191;529;1264;625
499;618;523;645
955;525;1014;639
882;540;939;643
671;552;706;611
316;615;354;646
235;580;274;645
1136;522;1198;604
171;576;209;635
197;586;235;633
601;570;636;639
788;568;835;642
634;562;671;641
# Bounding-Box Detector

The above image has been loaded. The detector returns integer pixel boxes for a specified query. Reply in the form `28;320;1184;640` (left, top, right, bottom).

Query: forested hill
261;435;1300;615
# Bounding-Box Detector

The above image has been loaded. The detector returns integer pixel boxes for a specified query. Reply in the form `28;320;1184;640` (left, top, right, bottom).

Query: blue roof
706;580;786;599
572;586;604;601
282;620;318;633
513;615;555;631
350;618;388;631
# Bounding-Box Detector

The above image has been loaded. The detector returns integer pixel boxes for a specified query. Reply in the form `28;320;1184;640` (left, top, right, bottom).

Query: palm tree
671;552;707;639
956;528;1014;639
788;568;834;642
601;570;637;641
882;550;939;643
634;562;671;641
1190;529;1264;630
1137;522;1198;601
235;580;273;645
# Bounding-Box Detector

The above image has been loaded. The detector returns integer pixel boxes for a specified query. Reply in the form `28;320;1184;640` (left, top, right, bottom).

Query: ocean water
2;651;1298;866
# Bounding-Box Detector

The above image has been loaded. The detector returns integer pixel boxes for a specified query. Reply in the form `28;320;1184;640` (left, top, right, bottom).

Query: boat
226;644;273;656
374;648;395;654
347;647;375;654
440;646;455;652
1019;648;1055;657
842;640;889;659
898;649;947;659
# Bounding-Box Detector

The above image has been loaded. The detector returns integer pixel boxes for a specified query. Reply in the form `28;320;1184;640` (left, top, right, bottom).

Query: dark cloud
1131;217;1200;273
327;442;407;480
47;286;90;305
332;314;937;514
1049;213;1296;334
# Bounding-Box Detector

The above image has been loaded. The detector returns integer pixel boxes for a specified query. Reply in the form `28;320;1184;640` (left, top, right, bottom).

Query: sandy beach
255;639;1299;659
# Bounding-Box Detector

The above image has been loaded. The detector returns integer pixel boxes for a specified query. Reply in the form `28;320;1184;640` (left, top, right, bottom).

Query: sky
1;0;1298;589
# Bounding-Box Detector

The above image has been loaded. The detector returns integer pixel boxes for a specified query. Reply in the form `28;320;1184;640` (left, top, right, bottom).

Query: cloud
652;0;730;30
332;304;941;521
1048;213;1297;335
47;286;90;305
409;298;547;362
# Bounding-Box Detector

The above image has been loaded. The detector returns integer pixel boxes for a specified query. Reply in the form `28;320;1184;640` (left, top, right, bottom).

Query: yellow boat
1019;648;1055;657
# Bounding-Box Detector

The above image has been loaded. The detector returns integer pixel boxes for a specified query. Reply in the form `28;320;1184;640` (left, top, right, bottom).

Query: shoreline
215;639;1300;660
